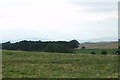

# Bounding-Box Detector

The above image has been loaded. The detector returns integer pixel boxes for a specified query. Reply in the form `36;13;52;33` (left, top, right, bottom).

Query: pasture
80;42;118;49
2;50;119;78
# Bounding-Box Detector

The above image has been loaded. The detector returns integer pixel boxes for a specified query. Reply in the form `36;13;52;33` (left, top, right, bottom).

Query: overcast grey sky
0;0;119;42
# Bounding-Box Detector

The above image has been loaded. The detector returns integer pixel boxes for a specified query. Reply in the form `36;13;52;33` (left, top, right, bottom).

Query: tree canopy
2;40;80;53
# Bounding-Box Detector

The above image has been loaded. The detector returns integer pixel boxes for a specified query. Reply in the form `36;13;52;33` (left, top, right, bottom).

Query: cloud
67;0;119;2
71;2;118;12
0;0;117;26
0;0;118;41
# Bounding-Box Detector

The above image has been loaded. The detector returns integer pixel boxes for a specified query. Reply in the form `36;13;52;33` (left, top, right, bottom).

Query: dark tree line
1;40;80;53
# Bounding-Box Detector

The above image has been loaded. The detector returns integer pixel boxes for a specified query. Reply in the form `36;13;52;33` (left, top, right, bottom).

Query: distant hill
79;41;118;49
78;37;118;43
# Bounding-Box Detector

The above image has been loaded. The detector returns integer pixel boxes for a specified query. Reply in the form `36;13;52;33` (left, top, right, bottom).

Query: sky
0;0;119;42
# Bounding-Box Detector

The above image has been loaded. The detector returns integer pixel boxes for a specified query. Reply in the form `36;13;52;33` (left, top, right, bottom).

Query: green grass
2;50;119;78
74;49;118;54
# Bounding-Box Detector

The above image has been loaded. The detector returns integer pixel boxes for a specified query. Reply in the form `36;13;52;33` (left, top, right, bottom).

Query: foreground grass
2;50;119;78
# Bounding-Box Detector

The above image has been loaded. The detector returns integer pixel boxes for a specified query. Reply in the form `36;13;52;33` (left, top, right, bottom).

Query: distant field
74;49;117;54
2;50;119;78
80;42;118;49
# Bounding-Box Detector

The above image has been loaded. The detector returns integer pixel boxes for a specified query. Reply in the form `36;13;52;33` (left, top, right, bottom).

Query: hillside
79;42;118;49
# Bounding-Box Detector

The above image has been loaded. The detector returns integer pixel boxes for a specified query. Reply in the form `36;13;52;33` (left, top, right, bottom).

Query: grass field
80;42;118;49
2;49;119;78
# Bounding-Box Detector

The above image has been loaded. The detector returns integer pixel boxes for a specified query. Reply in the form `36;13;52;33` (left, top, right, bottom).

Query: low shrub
81;46;85;49
113;50;120;55
91;52;96;54
101;50;107;55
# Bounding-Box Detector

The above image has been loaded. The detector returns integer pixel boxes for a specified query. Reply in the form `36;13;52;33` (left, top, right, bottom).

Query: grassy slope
2;50;118;78
80;42;118;49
